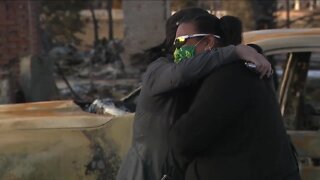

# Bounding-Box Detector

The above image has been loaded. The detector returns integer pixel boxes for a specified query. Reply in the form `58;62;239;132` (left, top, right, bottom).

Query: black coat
116;46;237;180
169;62;299;180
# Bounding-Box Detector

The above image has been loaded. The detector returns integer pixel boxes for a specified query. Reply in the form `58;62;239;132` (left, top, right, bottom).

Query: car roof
243;28;320;55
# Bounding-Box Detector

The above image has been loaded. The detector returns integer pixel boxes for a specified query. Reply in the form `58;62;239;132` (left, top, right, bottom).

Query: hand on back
235;44;273;79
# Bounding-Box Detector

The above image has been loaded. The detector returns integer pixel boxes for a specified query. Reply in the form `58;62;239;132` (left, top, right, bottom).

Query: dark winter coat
169;61;300;180
116;46;237;180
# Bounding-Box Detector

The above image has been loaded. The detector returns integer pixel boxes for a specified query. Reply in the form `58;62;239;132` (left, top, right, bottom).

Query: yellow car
1;28;320;180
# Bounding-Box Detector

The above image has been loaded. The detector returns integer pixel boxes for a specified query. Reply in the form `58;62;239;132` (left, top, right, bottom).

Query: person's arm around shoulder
144;44;272;96
144;45;237;96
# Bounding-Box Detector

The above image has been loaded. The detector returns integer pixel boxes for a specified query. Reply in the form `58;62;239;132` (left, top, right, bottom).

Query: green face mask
173;45;196;64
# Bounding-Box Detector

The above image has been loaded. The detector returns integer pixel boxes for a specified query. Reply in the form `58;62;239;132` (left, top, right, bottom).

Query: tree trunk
107;0;114;40
222;0;276;30
222;0;255;30
89;4;99;46
252;0;277;29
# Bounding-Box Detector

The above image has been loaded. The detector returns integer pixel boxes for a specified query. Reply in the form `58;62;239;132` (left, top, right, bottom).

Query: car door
266;51;320;180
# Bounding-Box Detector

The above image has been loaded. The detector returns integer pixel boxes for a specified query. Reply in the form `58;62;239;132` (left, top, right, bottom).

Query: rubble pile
50;40;143;103
87;98;135;116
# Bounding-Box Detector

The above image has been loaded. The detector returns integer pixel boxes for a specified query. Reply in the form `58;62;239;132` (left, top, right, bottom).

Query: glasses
173;34;221;49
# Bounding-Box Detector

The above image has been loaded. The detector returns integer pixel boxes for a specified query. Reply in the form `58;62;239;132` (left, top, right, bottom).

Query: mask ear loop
194;36;207;49
205;35;218;51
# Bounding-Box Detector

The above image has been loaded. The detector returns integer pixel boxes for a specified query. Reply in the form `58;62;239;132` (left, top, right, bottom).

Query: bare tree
107;0;114;40
252;0;277;29
221;0;277;30
89;1;99;46
278;10;320;28
221;0;255;30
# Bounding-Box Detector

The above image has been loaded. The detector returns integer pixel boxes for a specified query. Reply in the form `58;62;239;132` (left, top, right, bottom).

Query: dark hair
179;14;243;47
144;8;209;62
164;8;209;53
220;16;243;45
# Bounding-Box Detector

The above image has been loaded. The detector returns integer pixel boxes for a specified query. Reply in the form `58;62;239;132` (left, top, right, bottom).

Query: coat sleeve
144;45;238;96
168;64;250;157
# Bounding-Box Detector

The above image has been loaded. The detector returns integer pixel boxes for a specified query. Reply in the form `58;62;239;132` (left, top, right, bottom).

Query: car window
305;52;320;110
302;52;320;130
270;52;312;130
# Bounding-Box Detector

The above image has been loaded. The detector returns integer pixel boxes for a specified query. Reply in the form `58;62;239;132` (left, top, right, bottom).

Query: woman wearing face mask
116;8;272;180
169;14;301;180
